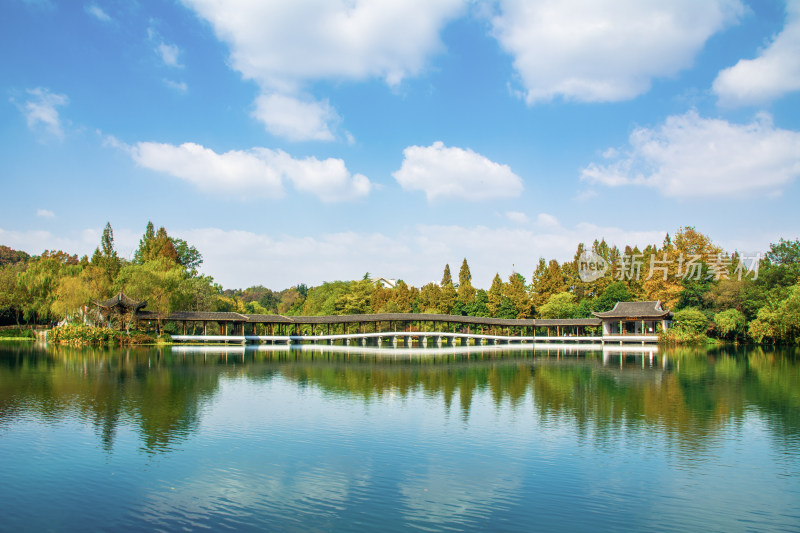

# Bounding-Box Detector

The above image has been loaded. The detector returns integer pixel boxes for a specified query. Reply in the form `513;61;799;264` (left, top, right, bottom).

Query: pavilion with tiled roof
592;301;672;336
96;292;146;330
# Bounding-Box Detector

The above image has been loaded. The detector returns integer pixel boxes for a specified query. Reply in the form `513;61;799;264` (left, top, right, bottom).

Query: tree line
1;224;798;344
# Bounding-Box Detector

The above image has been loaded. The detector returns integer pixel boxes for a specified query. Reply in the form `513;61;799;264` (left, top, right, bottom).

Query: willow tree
50;275;92;323
114;257;190;333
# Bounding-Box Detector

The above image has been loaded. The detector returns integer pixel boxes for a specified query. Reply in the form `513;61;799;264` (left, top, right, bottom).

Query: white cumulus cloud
393;141;523;202
490;0;744;103
181;0;464;140
16;87;69;139
182;0;463;89
36;209;55;218
253;94;338;142
713;0;800;106
126;141;370;202
581;110;800;197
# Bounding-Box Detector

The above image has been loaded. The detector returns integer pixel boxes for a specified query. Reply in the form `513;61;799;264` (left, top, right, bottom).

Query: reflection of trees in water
271;353;537;420
0;344;797;454
262;347;800;451
0;344;222;453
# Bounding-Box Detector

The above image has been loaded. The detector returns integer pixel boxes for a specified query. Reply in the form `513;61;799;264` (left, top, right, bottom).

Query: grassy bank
0;328;36;341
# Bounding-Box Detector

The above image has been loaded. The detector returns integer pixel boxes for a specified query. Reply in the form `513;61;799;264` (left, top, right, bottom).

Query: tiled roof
132;311;604;328
246;314;294;323
592;301;671;319
137;311;249;321
96;292;146;311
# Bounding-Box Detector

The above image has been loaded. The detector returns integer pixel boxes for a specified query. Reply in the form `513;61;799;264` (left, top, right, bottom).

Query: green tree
370;284;395;314
171;238;203;274
0;245;30;267
417;283;442;314
91;222;121;286
394;281;414;313
114;258;189;333
441;264;453;287
0;262;27;325
469;289;490;317
302;281;351;315
134;222;179;265
133;221;156;264
777;283;800;343
749;307;778;344
504;272;532;318
594;281;631;312
457;258;476;305
334;280;374;315
671;308;709;338
539;292;578;319
16;252;80;324
675;263;712;310
487;274;504;317
714;309;746;341
440;282;457;314
530;259;566;313
50;275;92;323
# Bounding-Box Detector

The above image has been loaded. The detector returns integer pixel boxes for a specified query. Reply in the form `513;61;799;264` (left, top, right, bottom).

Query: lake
0;342;798;532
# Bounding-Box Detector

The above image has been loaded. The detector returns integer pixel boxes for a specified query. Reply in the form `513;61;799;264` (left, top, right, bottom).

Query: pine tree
134;221;156;264
487;273;504;317
504;272;532;318
530;259;566;314
441;264;453;287
457;258;476;305
101;222;117;260
92;222;121;286
440;283;457;314
134;222;179;265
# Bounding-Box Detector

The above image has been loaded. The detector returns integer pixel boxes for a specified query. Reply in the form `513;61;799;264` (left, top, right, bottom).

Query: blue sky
2;0;799;289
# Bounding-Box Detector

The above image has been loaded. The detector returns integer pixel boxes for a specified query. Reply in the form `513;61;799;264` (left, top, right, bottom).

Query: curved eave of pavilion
96;292;147;311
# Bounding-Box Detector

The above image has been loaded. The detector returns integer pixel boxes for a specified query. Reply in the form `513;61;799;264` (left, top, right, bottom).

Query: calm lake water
1;342;798;532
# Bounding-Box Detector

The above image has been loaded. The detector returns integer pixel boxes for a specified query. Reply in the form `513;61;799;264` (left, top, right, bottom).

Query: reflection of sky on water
398;462;520;528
